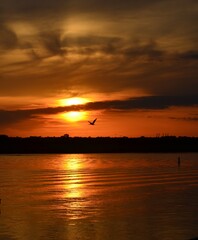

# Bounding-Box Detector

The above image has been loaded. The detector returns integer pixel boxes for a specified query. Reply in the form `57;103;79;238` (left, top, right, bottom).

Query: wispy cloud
0;0;198;98
0;23;18;50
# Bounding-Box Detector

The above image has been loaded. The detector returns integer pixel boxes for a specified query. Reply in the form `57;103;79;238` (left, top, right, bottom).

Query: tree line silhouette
0;135;197;153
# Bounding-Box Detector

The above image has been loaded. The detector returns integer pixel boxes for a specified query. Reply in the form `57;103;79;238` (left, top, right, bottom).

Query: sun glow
58;97;89;122
62;111;87;122
59;97;88;106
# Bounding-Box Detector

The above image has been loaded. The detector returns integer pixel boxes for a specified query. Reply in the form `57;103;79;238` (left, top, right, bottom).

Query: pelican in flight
88;118;97;125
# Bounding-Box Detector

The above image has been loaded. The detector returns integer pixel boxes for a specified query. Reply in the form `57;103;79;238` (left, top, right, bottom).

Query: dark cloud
63;35;121;48
0;0;68;18
0;0;197;98
0;23;18;50
0;106;72;126
120;40;165;60
0;0;162;18
83;96;198;111
0;36;198;97
0;96;197;126
169;117;198;122
39;30;66;57
179;51;198;60
68;0;163;15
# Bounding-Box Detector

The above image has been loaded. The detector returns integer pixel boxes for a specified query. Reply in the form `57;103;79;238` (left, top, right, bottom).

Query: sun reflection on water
65;157;82;171
61;155;88;219
64;158;83;198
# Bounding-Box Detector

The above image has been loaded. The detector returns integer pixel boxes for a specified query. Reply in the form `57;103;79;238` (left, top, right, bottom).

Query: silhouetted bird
88;118;97;125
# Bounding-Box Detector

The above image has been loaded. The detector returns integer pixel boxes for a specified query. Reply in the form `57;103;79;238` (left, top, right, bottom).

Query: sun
58;97;88;106
57;97;89;122
62;111;87;122
58;97;89;122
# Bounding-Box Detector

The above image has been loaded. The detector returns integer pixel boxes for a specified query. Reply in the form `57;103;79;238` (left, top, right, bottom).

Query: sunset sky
0;0;198;137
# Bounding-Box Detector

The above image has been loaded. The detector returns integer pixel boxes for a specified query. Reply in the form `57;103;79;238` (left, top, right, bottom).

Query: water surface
0;153;198;240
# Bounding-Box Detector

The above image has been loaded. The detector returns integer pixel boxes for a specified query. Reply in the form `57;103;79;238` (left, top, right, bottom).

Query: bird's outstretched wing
93;118;97;124
88;118;97;125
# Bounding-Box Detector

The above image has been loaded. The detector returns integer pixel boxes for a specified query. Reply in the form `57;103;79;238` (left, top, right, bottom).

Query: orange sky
0;0;198;137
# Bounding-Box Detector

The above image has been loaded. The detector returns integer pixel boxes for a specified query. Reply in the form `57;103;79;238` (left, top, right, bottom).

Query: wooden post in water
178;156;181;167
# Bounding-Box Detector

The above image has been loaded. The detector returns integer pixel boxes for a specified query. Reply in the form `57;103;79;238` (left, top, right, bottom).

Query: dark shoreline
0;136;197;154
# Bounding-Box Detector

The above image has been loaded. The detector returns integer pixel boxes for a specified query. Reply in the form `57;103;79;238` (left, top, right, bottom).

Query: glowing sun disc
59;97;88;106
62;111;86;122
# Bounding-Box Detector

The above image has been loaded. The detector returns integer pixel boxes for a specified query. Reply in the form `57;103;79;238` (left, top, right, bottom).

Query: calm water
0;153;198;240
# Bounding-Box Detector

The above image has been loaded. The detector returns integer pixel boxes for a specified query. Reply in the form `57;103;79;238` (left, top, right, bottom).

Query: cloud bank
0;0;197;99
0;96;197;126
